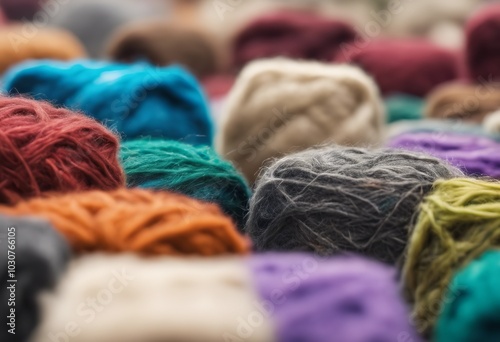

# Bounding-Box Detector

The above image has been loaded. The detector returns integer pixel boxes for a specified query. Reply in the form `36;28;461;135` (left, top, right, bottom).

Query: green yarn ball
120;139;251;229
436;250;500;342
385;94;424;123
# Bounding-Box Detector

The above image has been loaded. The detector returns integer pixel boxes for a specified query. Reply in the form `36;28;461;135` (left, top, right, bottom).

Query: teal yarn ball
436;250;500;342
385;94;424;123
120;139;251;229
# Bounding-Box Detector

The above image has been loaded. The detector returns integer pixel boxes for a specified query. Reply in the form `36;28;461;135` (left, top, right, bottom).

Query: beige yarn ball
216;58;385;183
32;254;274;342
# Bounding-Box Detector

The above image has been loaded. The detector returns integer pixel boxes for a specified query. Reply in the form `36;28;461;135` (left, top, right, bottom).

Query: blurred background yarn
217;58;385;183
120;139;251;230
0;97;123;205
337;39;459;97
107;19;224;79
2;60;213;145
246;146;461;263
425;83;500;123
0;215;70;342
47;0;166;58
231;9;358;70
465;3;500;82
0;25;85;74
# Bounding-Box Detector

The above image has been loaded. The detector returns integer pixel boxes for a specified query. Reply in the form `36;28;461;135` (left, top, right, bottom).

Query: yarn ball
249;254;422;342
0;215;70;342
246;146;461;263
484;110;500;133
388;131;500;178
385;94;424;123
33;255;274;342
108;20;222;78
425;82;500;123
0;96;124;205
435;250;500;342
402;178;500;336
2;60;213;145
217;58;385;184
0;25;85;74
0;189;249;256
48;0;164;58
387;119;500;142
120;139;251;229
466;4;500;82
336;39;459;97
232;9;358;69
1;0;45;20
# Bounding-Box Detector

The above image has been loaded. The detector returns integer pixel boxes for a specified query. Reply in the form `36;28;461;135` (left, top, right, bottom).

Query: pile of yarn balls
2;1;500;341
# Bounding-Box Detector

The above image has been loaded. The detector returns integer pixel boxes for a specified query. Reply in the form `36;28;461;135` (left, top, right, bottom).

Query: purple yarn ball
388;132;500;178
247;253;421;342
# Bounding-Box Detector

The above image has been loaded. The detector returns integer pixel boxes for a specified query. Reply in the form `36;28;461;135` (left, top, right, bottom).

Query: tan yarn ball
33;254;274;342
425;82;500;123
216;58;385;183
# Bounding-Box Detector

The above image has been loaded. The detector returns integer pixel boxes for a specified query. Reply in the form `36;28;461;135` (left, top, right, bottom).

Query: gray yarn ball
246;146;462;264
0;215;70;342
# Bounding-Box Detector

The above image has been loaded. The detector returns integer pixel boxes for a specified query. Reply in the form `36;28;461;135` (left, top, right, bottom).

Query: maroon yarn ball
0;97;124;204
232;9;358;70
336;39;459;97
466;4;500;82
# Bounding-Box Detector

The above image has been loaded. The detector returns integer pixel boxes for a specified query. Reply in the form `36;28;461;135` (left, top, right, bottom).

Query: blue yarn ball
2;60;213;145
436;250;500;342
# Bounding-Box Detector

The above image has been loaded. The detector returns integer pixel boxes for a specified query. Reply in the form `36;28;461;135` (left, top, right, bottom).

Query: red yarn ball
466;4;500;82
336;39;459;97
0;97;124;204
232;9;358;70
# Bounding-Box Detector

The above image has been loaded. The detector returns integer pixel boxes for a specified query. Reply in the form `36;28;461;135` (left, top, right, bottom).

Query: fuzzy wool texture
0;189;249;256
0;97;124;205
217;58;385;184
402;178;500;336
0;25;86;74
120;139;251;230
32;254;274;342
388;131;500;178
425;83;500;123
108;20;223;78
246;146;461;264
2;60;213;145
248;253;421;342
336;39;459;97
0;215;70;342
435;250;500;342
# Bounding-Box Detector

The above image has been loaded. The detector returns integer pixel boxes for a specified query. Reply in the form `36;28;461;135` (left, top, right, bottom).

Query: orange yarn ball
0;189;249;256
0;25;86;74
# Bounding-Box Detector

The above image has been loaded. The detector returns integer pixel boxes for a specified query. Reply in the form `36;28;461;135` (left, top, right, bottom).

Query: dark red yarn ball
336;39;459;97
201;74;236;99
0;97;124;204
232;9;358;70
466;4;500;82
